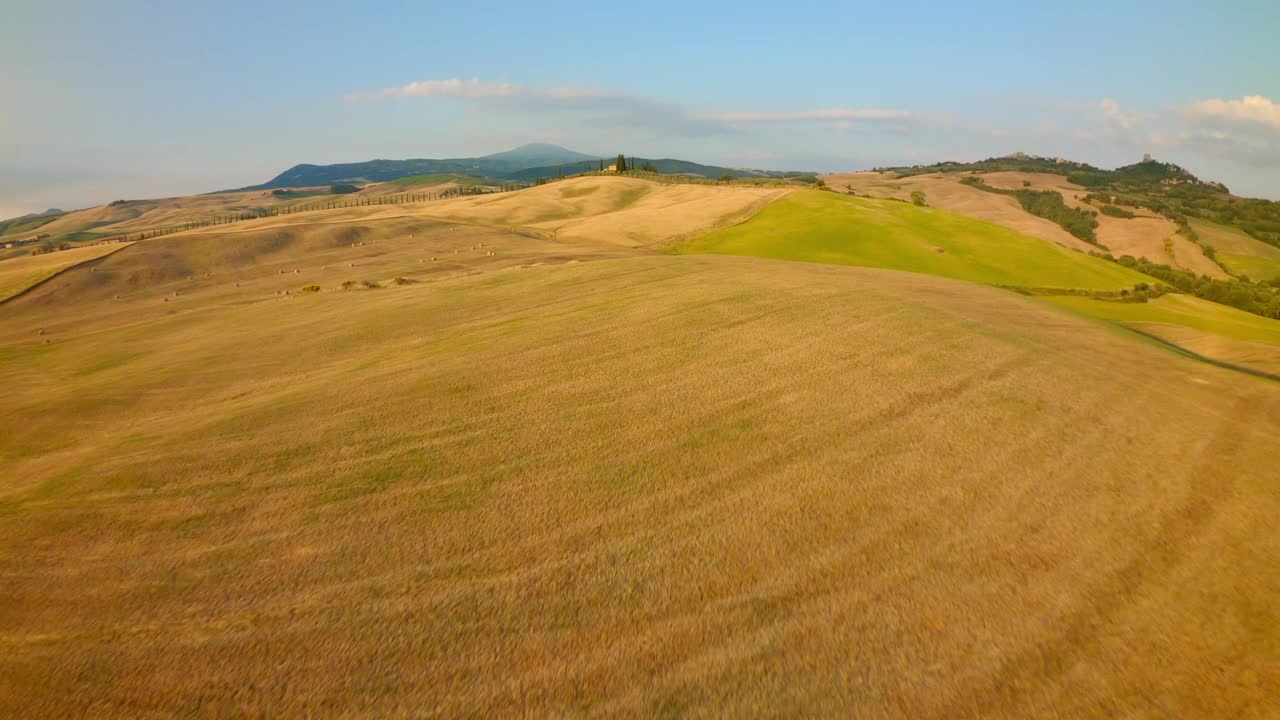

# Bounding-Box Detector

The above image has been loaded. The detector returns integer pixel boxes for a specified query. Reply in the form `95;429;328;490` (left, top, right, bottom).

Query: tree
911;190;927;206
640;162;658;173
616;154;627;173
719;173;732;183
599;159;605;172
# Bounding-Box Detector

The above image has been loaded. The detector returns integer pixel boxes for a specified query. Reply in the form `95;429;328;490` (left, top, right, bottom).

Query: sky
2;0;1278;219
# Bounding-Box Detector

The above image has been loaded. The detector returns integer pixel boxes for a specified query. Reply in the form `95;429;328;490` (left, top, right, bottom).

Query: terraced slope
2;230;1278;717
677;189;1150;290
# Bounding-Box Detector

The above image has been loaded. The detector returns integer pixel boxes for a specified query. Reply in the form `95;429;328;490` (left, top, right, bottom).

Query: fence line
108;182;533;243
100;169;762;244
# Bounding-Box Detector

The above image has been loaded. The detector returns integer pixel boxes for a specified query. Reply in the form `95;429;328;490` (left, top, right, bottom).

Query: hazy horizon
2;0;1278;219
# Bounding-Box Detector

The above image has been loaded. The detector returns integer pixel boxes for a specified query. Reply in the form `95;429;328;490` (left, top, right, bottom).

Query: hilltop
237;143;806;190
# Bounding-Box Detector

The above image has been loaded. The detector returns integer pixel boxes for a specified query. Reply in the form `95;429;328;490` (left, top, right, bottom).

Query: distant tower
1142;153;1153;163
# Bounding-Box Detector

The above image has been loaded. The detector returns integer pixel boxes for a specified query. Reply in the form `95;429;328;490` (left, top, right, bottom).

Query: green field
1191;219;1280;281
1045;293;1280;345
677;190;1150;290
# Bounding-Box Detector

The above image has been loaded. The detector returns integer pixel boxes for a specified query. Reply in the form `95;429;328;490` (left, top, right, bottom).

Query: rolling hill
2;204;1279;716
676;189;1151;290
2;170;1279;718
240;144;812;191
243;143;599;189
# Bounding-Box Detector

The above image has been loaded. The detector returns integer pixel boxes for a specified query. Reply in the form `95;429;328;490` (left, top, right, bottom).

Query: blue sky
2;0;1278;218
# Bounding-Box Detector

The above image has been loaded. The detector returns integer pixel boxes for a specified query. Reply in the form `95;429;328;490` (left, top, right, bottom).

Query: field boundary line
0;242;136;306
1117;323;1280;383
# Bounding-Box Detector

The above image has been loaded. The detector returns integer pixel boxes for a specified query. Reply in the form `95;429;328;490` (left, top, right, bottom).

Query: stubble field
2;208;1278;716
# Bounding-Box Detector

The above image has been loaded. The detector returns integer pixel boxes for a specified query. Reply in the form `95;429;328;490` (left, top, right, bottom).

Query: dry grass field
13;190;305;239
2;198;1279;717
417;176;791;247
0;242;132;302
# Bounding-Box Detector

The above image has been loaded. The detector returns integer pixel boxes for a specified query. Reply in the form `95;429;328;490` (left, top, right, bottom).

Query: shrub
330;184;360;194
362;280;380;289
300;283;320;292
719;173;732;183
1022;180;1031;187
341;279;356;290
910;190;927;206
1099;204;1135;219
393;276;408;285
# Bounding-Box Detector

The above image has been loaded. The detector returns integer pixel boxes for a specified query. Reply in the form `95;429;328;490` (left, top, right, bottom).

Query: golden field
2;178;1279;717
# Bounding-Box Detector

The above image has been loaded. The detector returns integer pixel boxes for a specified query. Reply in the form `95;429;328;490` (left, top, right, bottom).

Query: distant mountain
506;157;816;182
0;208;66;237
1;208;63;224
478;143;596;170
238;144;814;191
242;144;603;190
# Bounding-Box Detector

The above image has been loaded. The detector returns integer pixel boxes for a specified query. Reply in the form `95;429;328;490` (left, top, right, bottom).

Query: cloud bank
346;78;913;137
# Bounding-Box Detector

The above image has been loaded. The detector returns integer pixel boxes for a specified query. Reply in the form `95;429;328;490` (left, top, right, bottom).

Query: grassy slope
1191;218;1280;281
2;219;1280;717
677;189;1150;290
1044;293;1280;345
0;243;130;302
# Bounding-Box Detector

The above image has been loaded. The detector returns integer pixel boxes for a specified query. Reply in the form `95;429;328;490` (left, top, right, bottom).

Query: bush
300;284;320;292
719;173;732;183
341;279;356;290
910;190;927;206
393;276;408;285
1099;204;1135;219
1022;180;1031;187
362;280;380;289
330;184;360;194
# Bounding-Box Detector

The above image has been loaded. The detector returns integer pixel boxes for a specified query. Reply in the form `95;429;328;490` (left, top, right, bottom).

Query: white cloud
1101;98;1136;132
345;77;914;139
346;77;607;102
1184;95;1280;136
716;108;911;123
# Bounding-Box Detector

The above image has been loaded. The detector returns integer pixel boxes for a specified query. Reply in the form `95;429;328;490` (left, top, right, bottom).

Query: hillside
3;208;1279;715
412;175;792;247
242;145;810;191
677;189;1151;290
246;143;597;189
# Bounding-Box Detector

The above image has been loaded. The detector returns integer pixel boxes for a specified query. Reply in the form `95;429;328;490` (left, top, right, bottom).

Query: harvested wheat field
0;242;132;302
1093;214;1229;279
2;235;1278;717
13;190;316;241
417;175;790;247
824;171;1097;252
